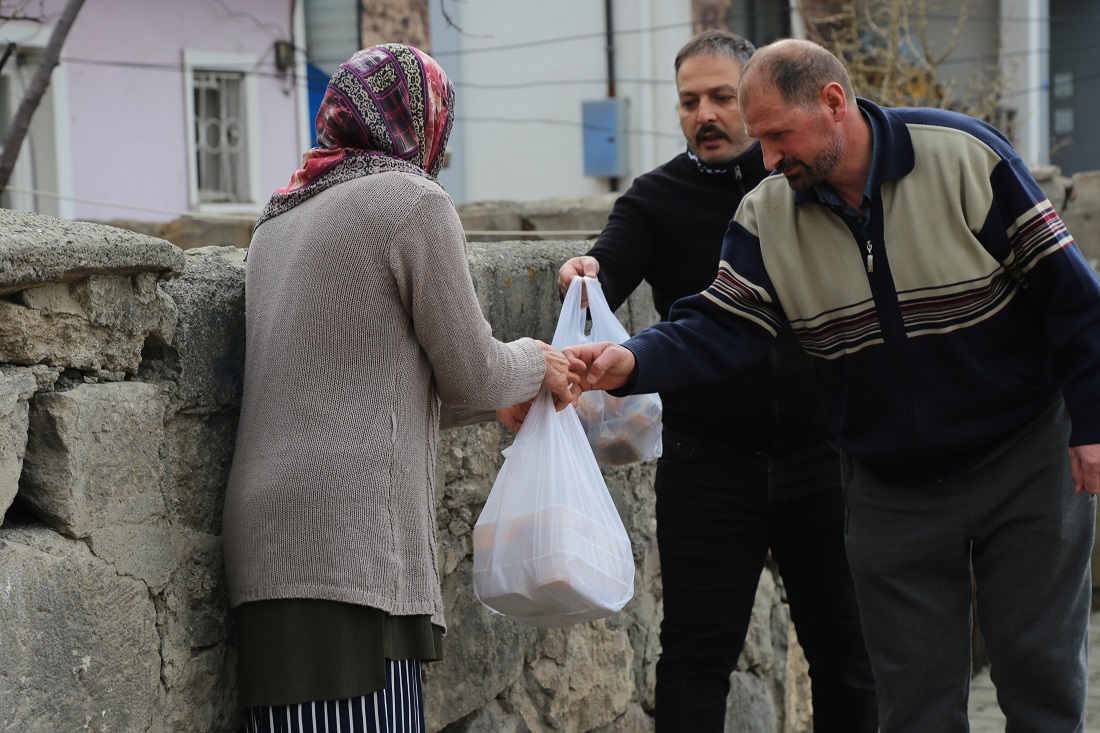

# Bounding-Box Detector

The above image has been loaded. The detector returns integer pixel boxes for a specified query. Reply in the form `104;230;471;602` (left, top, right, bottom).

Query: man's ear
822;82;848;121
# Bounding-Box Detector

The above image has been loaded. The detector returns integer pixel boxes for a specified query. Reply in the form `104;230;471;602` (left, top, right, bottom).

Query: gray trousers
844;399;1095;733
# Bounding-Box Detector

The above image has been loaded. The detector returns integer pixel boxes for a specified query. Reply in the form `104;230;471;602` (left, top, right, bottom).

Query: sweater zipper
834;206;930;456
859;214;930;457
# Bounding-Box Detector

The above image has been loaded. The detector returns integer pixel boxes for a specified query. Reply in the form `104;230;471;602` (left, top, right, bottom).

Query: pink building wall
35;0;303;223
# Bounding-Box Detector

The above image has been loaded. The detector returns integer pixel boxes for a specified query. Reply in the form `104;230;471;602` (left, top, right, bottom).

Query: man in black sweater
558;30;877;731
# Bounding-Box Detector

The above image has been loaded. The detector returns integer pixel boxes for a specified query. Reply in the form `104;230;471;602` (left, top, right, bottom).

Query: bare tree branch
799;0;1006;118
0;0;85;196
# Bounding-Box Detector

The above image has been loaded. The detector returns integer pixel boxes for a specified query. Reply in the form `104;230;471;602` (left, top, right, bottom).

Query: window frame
182;49;262;213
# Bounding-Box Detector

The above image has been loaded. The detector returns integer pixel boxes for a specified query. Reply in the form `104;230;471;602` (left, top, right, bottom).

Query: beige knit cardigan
222;172;545;629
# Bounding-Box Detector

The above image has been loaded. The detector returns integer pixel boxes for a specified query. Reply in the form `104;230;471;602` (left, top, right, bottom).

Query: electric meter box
582;97;630;178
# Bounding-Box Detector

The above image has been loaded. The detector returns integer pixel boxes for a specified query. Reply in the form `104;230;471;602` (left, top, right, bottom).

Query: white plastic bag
568;276;663;466
471;279;635;627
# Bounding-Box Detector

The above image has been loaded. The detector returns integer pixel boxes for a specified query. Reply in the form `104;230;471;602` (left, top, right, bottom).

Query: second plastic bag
568;276;663;466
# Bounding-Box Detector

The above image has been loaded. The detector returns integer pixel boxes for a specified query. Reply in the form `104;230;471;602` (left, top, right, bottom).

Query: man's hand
1069;444;1100;495
558;256;600;306
536;340;584;410
563;341;636;392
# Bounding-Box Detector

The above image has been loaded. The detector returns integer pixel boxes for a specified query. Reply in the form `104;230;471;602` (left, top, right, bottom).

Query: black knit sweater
587;144;832;453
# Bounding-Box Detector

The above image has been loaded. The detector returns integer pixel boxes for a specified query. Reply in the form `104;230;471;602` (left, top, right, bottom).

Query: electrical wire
2;185;606;237
5;185;258;222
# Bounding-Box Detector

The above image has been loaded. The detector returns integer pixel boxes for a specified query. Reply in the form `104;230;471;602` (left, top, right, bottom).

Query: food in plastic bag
472;390;635;627
568;276;663;466
473;500;634;625
575;390;664;466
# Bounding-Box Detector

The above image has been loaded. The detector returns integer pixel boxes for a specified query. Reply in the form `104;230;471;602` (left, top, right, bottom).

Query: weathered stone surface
518;194;619;238
457;200;525;242
0;208;185;296
527;622;636;731
726;671;780;733
0;526;160;733
785;628;814;733
163;410;238;535
157;528;238;733
466;240;588;345
458;195;619;243
20;382;168;540
0;272;178;373
0;368;36;523
426;565;535;728
158;246;246;410
155;246;246;538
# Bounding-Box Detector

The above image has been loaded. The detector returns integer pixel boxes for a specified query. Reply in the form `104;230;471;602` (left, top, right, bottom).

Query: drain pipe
604;0;619;191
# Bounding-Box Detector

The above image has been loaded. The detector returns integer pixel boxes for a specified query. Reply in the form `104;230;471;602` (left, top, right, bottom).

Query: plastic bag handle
583;276;631;344
551;275;590;350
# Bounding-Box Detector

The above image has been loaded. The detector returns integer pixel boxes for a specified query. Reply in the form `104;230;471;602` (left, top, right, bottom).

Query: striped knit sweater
222;172;545;628
622;99;1100;483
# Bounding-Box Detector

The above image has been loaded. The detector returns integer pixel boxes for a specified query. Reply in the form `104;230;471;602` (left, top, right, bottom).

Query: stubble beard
778;131;843;193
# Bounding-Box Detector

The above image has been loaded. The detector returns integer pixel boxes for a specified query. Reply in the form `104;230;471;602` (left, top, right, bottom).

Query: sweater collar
686;140;764;176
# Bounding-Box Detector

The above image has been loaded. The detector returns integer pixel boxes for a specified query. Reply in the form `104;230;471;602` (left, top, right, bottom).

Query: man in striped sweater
566;38;1100;733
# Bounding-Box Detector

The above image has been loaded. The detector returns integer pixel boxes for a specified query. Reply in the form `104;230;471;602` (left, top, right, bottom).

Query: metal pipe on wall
604;0;618;191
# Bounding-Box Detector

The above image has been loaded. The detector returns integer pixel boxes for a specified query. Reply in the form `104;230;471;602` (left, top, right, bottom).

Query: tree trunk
0;0;86;196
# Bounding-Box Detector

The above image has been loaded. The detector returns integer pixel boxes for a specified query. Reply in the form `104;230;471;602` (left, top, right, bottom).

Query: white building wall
0;0;303;223
999;0;1049;168
432;0;696;204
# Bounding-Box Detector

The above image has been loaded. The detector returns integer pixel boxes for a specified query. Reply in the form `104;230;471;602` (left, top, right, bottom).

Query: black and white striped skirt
243;659;425;733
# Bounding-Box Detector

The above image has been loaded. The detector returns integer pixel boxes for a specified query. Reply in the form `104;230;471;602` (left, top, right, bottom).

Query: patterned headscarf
255;43;455;227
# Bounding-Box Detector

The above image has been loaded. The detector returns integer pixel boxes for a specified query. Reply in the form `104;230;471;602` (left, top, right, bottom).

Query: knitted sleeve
386;183;545;411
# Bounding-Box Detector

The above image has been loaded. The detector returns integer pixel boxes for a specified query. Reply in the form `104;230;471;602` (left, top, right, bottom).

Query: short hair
674;29;756;76
741;39;856;109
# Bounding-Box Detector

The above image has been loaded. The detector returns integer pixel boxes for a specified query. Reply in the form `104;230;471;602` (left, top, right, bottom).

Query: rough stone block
466;240;589;344
0;208;185;296
159;246;246;410
0;272;178;374
0;367;36;523
426;565;534;729
0;526;160;732
163;409;238;535
518;194;618;238
527;622;636;731
158;528;237;733
20;382;167;539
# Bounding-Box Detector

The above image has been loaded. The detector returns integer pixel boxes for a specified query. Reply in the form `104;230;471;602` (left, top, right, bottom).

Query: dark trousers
652;434;878;732
844;399;1094;733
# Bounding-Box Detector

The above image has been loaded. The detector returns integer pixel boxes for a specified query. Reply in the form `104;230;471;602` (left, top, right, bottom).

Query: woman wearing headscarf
222;44;578;733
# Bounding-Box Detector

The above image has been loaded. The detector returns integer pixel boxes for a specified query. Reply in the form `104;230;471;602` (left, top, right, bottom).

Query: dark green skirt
232;598;444;708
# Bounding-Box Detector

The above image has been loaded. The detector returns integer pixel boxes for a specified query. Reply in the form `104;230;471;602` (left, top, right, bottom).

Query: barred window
192;69;248;203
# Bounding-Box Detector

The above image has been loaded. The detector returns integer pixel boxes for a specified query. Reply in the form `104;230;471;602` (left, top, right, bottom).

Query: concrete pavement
967;609;1100;732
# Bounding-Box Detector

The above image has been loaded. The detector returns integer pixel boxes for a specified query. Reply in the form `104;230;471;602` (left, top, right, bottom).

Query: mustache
695;124;729;144
775;158;804;174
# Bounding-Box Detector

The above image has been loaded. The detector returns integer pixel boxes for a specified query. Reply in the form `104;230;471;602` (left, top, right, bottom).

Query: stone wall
0;209;807;733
